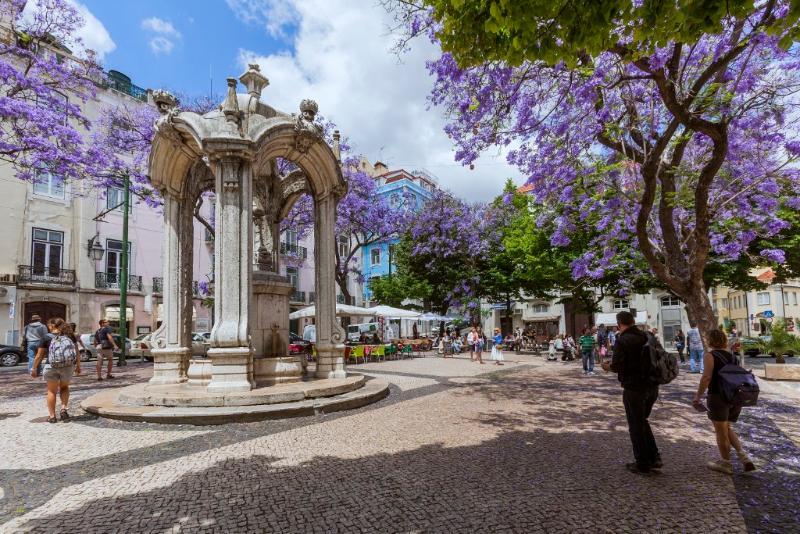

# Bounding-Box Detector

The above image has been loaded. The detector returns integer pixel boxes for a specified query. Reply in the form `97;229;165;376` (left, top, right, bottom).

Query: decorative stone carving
239;64;269;98
152;89;178;115
293;99;323;153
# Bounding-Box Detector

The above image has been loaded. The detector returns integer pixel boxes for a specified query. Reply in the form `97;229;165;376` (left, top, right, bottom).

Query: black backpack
712;350;759;407
643;333;679;385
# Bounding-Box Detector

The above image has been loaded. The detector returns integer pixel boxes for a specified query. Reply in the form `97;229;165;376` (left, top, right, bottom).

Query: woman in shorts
692;329;755;474
31;318;80;423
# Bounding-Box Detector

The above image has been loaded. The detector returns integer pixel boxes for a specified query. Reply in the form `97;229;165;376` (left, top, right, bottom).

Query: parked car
129;333;153;361
78;333;132;360
191;333;210;356
0;344;25;367
289;332;311;355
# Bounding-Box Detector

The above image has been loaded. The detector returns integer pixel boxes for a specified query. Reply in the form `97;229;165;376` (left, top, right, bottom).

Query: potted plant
756;319;800;364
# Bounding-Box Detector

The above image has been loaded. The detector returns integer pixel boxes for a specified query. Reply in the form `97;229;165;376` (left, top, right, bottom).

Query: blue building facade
361;168;437;302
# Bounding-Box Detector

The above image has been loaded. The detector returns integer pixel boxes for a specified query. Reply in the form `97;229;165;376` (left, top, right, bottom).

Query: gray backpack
644;333;679;385
48;335;77;368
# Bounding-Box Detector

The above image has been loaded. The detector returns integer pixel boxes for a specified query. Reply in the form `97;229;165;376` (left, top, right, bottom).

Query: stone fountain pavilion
82;66;388;423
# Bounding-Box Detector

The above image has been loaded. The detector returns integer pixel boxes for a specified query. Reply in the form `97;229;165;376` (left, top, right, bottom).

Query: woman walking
30;318;80;423
674;329;686;365
491;328;504;365
692;329;756;474
475;327;485;364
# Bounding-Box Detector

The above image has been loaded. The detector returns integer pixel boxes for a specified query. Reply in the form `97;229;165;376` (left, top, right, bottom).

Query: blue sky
72;0;522;201
82;0;289;96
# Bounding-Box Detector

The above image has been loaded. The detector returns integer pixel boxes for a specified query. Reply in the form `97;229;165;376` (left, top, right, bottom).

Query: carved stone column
314;192;346;378
149;194;191;385
206;142;254;392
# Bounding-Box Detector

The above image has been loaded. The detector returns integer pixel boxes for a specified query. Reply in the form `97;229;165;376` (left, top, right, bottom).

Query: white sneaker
707;459;733;475
738;452;756;473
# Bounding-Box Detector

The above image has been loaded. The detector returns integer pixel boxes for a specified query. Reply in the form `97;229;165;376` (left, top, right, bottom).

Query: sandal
106;374;115;379
60;410;70;422
97;376;104;381
48;416;57;424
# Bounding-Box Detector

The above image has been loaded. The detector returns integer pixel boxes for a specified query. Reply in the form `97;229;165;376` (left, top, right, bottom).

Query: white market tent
289;304;376;320
369;305;422;319
595;310;648;327
419;312;450;322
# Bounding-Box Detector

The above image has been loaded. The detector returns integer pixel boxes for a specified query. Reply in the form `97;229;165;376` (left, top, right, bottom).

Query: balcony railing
193;281;201;298
337;294;345;304
95;272;143;292
280;242;308;259
18;265;76;288
152;277;163;294
308;291;316;303
290;290;306;303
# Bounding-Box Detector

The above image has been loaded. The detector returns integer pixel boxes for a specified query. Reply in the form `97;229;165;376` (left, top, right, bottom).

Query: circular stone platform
81;375;389;425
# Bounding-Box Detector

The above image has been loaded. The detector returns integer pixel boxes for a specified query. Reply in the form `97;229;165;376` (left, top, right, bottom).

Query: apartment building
0;29;212;343
711;268;800;336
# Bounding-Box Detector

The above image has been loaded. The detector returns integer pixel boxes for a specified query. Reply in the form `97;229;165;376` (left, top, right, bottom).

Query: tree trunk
679;288;717;346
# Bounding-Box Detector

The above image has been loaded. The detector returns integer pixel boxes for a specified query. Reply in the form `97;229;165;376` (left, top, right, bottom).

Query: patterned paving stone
0;356;797;532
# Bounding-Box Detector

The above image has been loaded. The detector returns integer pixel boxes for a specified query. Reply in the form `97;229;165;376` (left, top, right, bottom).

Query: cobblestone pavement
1;354;799;533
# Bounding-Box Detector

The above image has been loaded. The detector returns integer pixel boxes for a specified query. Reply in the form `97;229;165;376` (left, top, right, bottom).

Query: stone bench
763;363;800;381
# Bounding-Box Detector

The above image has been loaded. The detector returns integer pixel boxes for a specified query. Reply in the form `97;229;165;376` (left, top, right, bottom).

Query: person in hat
491;328;504;365
23;314;49;373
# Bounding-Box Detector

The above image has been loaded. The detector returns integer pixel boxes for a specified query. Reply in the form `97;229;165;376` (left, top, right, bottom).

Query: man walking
602;311;661;475
578;327;595;375
94;319;118;380
686;323;704;374
23;314;49;373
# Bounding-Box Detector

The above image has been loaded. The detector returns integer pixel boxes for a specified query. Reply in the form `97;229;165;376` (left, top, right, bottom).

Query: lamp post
118;172;130;366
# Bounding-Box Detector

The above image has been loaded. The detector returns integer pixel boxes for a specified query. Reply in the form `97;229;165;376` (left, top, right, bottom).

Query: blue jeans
27;344;38;372
689;349;704;373
582;349;594;373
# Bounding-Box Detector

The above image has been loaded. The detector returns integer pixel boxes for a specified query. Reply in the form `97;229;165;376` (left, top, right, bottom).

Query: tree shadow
9;429;749;533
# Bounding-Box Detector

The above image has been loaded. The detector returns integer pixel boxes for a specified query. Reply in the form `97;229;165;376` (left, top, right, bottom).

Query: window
286;267;298;289
793;292;798;306
389;193;400;208
338;235;349;258
33;171;65;199
613;299;629;310
721;298;729;310
107;187;124;211
532;304;549;313
388;244;396;264
660;296;681;307
284;228;298;247
31;228;63;275
371;248;381;266
757;292;770;306
106;239;133;286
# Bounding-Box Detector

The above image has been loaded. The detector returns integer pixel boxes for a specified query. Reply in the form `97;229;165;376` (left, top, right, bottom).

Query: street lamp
87;234;105;261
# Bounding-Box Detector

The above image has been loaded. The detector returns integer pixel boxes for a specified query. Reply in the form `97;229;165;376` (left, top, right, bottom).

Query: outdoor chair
373;344;385;362
351;345;365;364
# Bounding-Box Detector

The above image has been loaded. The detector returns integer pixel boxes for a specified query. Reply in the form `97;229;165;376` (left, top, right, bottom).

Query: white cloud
141;17;181;37
235;1;523;202
141;16;181;56
148;36;175;55
21;0;116;60
226;0;300;39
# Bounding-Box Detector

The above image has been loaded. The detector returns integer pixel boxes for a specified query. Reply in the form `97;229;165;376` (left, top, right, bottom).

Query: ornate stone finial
239;63;269;98
222;78;241;124
299;99;318;121
152;89;178;115
332;130;341;163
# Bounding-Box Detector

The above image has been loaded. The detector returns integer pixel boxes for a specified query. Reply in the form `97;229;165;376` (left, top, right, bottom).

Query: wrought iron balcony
152;277;163;294
337;294;345;304
17;265;76;288
192;281;201;298
279;242;308;259
308;291;316;303
290;290;306;303
95;272;143;292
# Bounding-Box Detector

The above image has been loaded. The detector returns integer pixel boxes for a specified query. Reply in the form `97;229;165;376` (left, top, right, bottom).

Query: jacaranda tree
0;0;101;183
392;0;800;338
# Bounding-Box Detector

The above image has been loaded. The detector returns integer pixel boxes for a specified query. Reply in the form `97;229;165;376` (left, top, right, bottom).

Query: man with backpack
692;329;757;474
94;319;118;380
602;311;666;474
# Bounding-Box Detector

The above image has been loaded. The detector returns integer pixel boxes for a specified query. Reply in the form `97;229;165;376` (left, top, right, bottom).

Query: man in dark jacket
602;311;662;474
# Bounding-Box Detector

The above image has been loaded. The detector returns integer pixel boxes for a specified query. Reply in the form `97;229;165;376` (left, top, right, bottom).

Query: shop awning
523;315;561;322
103;306;134;321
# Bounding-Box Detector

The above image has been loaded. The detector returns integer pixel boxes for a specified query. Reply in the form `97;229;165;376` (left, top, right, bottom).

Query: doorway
23;301;67;326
